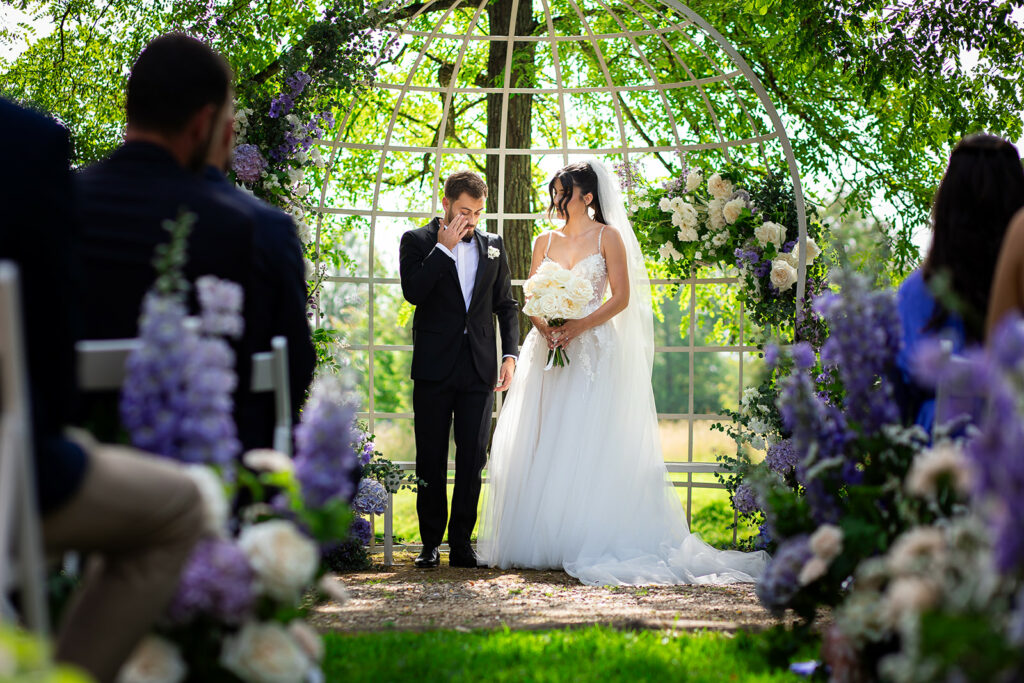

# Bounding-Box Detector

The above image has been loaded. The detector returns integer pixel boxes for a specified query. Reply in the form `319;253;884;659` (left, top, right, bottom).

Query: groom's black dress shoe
414;546;440;568
449;543;483;568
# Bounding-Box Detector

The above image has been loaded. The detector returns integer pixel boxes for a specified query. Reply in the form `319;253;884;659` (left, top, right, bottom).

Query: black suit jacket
399;218;519;385
76;142;264;445
0;98;86;512
204;167;316;448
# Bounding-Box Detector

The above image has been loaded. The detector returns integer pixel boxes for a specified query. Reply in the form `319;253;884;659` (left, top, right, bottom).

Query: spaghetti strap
597;225;606;252
544;231;554;257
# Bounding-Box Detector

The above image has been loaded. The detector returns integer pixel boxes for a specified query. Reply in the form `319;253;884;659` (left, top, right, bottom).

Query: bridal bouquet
522;261;594;369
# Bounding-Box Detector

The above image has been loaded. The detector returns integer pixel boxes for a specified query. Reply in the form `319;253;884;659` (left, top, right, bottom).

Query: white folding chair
76;333;292;455
0;262;51;636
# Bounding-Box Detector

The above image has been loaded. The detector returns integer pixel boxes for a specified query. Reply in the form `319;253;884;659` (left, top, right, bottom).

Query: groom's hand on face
495;357;515;392
438;213;471;250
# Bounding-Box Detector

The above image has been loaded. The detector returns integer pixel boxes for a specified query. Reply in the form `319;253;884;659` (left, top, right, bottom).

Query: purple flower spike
293;378;359;507
168;538;255;625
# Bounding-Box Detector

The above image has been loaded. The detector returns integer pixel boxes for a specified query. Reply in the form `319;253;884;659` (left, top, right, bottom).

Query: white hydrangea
707;173;734;200
294;149;308;165
723;197;746;224
769;259;798;292
238;520;319;602
286;168;304;185
220;622;311;683
684;170;703;193
310;147;326;168
117;636;187;683
294;183;311;198
295;221;313;245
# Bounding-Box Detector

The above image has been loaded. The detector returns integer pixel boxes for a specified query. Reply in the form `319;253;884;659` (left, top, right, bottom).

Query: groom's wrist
434;243;456;260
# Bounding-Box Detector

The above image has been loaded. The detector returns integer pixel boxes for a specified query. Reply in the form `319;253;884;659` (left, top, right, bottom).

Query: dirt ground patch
312;551;793;633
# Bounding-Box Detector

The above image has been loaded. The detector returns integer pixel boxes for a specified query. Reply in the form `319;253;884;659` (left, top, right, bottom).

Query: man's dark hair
444;170;488;201
126;33;233;134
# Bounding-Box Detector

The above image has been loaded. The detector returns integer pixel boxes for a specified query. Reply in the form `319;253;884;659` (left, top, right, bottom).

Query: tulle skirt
477;323;769;586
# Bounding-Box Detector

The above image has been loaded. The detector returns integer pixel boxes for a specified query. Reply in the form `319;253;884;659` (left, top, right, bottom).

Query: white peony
769;259;798;292
220;621;311;683
723;198;746;224
242;449;293;474
183;465;229;537
677;227;698;242
809;524;844;563
288;621;324;663
798;556;828;586
887;527;947;576
685;170;703;193
906;443;973;499
754;221;786;250
658;197;672;212
707;173;734;200
707;199;726;231
117;636;187;683
238;520;319;602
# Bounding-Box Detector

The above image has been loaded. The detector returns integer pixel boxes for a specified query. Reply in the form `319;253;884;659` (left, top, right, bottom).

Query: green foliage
322;627;809;682
0;626;91;682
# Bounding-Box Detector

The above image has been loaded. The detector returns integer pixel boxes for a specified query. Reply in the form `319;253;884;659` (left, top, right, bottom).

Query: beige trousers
41;440;202;683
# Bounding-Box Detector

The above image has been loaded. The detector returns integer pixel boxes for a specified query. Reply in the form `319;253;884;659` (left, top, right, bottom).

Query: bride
477;159;769;585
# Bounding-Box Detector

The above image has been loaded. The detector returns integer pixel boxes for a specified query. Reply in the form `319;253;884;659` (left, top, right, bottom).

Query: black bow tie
461;232;475;244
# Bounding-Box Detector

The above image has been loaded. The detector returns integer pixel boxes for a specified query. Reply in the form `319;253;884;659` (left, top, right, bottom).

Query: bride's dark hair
548;162;608;224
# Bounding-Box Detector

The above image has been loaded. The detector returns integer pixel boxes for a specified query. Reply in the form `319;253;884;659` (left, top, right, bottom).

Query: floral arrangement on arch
623;162;829;334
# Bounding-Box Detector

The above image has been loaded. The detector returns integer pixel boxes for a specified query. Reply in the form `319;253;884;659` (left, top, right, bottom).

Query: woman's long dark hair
924;133;1024;342
548;162;608;224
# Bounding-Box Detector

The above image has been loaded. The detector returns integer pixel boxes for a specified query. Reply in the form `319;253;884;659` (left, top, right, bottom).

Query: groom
399;170;520;568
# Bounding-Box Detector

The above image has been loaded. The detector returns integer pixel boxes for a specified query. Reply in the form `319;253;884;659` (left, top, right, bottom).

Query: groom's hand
438;214;471;250
495;357;515;392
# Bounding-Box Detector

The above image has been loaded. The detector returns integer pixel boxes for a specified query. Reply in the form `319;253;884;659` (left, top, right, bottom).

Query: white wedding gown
477;238;769;586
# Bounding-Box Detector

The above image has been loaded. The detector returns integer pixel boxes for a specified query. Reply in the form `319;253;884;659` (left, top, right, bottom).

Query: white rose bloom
669;196;686;213
707;199;726;231
723;198;746;224
285;114;301;127
748;418;768;435
294;184;311;198
640;199;652;209
242;449;294;474
777;251;799;269
117;636;187;683
537;260;561;276
294;150;308;165
711;231;728;247
295;221;313;244
288;620;324;663
906;443;972;499
754;221;786;249
238;520;319;602
798;556;828;586
884;577;940;626
805;237;821;263
220;621;311;683
809;524;844;563
677;202;698;228
658;242;682;262
685;171;703;193
671;211;685;228
286;168;304;185
183;465;229;537
707;173;734;200
694;251;703;261
677;227;698;242
311;147;325;168
887;527;947;576
658;197;672;212
551;268;573;286
769;259;798;292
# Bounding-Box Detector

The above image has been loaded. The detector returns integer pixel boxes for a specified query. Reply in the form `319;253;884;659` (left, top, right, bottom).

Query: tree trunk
485;0;536;343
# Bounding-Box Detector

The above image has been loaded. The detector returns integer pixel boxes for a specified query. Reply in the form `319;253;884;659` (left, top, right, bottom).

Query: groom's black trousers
413;337;494;549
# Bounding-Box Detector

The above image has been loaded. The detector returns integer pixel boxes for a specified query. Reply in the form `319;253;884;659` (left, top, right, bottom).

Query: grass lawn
323;627;810;682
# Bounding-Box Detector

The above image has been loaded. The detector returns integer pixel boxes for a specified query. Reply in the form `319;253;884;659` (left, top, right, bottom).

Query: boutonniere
487;245;500;260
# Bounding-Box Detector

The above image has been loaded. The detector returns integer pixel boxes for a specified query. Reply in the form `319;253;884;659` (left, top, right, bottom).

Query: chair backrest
76;334;293;454
0;261;50;635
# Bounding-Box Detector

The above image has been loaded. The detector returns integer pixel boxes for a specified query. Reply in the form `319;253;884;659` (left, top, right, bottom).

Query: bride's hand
552;318;589;347
533;319;557;349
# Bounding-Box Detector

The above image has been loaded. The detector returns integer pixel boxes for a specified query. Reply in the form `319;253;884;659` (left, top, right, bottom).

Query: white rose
311;147;326;168
551;268;573;286
809;524;843;563
798;556;828;586
769;259;798;292
295;221;312;244
754;221;786;249
238;520;319;602
723;198;746;224
677;227;698;242
286;168;304;185
657;242;682;262
884;577;940;626
294;184;311;198
711;231;728;247
669;196;686;213
805;237;821;264
220;621;311;683
707;199;726;230
117;636;187;683
294;150;308;165
776;251;798;269
684;171;703;193
537;260;560;276
658;197;672;212
694;251;703;261
707;173;734;200
906;443;973;499
288;620;324;663
183;465;229;537
887;527;947;576
671;211;685;228
242;449;294;474
678;202;698;228
285;114;301;127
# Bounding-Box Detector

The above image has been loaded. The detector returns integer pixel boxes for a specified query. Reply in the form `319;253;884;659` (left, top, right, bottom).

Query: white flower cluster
799;524;844;585
905;442;973;499
220;620;323;683
238;519;319;603
659;195;699;243
767;235;822;293
522;260;595;322
233;106;254;144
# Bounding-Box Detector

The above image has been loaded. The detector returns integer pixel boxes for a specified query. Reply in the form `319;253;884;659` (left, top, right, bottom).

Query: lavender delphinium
196;275;244;339
231;144;266;184
359;439;375;467
352;478;388;516
168;538;255;625
756;535;813;616
177;335;240;467
293;377;359;507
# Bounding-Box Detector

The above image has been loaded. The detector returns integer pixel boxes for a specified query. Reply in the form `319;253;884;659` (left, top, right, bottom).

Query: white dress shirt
436;233;516;361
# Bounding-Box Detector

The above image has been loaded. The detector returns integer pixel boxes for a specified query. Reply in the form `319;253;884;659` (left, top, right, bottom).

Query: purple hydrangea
732;483;761;515
753;523;773;551
293;378;359;507
231;144;266;184
734;246;760;270
168;538;255;624
350;515;372;546
353;478;388;515
756;535;813;615
765;439;799;476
